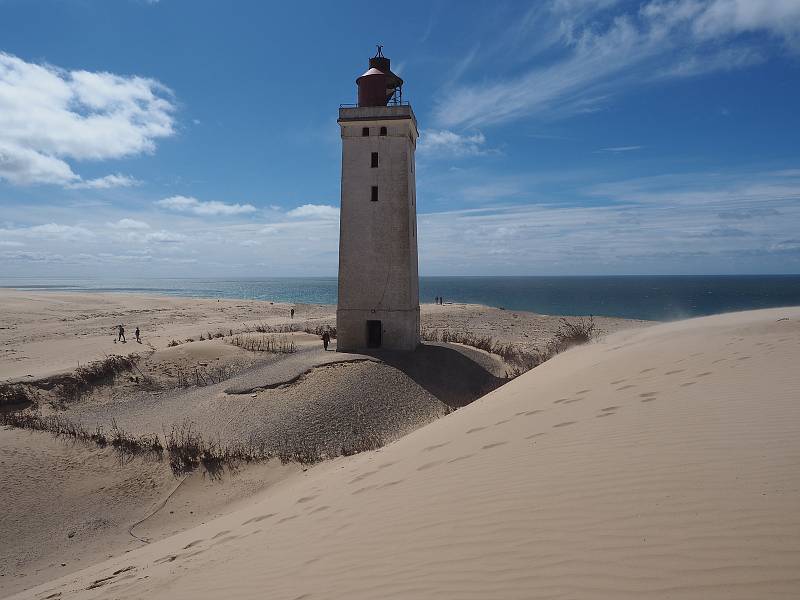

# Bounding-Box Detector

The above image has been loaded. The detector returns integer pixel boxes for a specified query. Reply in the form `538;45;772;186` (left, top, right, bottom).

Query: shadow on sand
362;342;507;409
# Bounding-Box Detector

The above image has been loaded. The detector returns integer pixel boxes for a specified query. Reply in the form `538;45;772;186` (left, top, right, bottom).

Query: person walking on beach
117;324;126;342
290;308;295;319
134;327;140;343
321;330;330;351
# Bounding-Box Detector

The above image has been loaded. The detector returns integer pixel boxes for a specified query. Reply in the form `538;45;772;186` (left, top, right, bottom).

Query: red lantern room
356;45;404;107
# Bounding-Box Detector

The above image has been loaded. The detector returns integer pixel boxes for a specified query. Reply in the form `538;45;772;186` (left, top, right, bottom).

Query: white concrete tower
336;46;419;351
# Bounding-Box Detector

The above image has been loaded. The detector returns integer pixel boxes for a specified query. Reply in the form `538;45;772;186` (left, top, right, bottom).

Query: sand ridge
9;307;800;599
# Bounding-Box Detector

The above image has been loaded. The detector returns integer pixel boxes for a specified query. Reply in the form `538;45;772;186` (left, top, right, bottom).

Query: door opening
367;320;382;348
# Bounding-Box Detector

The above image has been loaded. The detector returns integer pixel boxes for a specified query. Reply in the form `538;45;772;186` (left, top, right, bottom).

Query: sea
2;275;800;321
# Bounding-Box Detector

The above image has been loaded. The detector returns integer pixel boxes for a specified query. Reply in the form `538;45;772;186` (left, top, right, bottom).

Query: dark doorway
367;320;382;348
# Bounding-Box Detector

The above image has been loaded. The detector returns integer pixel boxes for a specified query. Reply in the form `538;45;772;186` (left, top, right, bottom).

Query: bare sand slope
0;427;302;597
10;308;800;600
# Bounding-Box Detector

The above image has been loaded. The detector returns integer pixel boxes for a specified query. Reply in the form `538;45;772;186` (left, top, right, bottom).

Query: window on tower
380;126;387;136
362;127;369;137
371;152;378;168
371;186;378;202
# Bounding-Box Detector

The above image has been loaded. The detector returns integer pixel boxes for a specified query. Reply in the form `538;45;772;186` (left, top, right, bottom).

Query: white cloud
0;222;95;241
286;204;340;219
144;230;187;244
0;52;175;186
155;195;257;216
435;0;800;128
418;130;490;158
0;240;24;247
107;218;150;230
68;174;140;189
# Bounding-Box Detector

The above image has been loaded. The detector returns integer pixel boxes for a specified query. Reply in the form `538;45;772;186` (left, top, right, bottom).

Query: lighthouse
336;46;420;352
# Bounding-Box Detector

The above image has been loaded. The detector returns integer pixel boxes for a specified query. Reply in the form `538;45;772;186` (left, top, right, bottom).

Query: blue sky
1;0;799;277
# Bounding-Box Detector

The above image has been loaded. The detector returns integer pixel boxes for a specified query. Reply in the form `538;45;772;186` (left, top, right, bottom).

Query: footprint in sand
241;513;275;525
85;558;135;598
610;379;626;385
422;442;449;452
738;356;751;361
494;419;510;426
639;368;655;374
466;426;486;434
553;421;577;428
212;535;240;546
417;460;444;471
564;397;583;404
639;392;658;402
525;432;546;439
183;539;204;549
296;495;318;504
553;398;569;404
576;389;591;394
276;515;298;525
482;442;507;450
154;555;178;565
310;505;330;514
448;454;474;463
524;410;543;416
379;479;404;489
696;372;712;377
348;471;378;484
665;369;685;375
211;530;231;540
352;485;376;495
681;381;697;387
616;384;636;390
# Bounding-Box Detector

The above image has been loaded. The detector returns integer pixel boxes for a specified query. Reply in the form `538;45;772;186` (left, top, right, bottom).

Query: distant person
117;324;126;343
135;327;140;343
290;308;295;319
321;330;330;351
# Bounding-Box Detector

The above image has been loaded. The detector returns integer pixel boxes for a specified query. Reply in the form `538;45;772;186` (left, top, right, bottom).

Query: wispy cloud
434;0;800;128
0;52;175;186
155;195;257;216
68;174;141;189
418;130;492;158
596;145;644;153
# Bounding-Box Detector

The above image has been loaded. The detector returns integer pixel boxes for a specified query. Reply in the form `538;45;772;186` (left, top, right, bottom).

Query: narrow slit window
371;152;378;168
371;186;378;202
362;127;369;137
380;126;387;136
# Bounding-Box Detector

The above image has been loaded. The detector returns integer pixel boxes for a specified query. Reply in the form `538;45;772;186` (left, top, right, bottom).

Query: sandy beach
2;292;799;598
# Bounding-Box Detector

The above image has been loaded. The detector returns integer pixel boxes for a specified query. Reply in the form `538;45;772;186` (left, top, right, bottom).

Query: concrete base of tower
336;307;420;352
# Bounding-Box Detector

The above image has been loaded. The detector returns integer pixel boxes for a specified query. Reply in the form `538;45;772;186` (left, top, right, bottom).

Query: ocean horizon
3;275;800;321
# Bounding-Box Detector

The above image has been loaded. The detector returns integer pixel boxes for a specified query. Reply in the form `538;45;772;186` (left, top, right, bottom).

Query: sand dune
9;307;800;599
